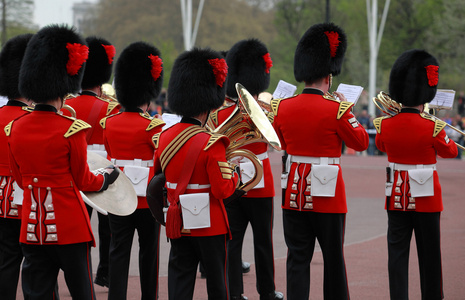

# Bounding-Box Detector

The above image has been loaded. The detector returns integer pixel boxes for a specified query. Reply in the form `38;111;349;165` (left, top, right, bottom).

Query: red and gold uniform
272;88;369;300
7;105;105;245
101;109;164;299
0;101;31;219
375;109;457;212
272;89;369;213
374;108;457;300
154;118;239;299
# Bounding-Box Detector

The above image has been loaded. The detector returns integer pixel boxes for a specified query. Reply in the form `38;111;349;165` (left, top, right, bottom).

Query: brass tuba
209;83;282;191
373;91;465;151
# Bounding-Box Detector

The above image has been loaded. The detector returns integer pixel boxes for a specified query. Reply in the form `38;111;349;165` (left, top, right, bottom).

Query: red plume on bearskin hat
225;38;272;98
294;23;347;83
389;49;439;106
0;33;33;100
114;41;163;109
81;36;115;89
19;25;88;103
168;48;227;117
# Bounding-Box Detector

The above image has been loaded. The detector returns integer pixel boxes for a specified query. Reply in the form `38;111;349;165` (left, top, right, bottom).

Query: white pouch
310;165;339;197
281;173;289;189
179;193;210;229
12;181;24;205
240;160;264;189
385;182;393;196
408;168;434;197
124;164;150;197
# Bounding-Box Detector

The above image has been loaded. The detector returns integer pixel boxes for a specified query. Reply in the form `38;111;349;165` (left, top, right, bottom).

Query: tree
0;0;35;46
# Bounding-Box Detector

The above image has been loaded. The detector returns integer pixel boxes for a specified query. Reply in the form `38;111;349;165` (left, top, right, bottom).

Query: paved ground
18;151;465;299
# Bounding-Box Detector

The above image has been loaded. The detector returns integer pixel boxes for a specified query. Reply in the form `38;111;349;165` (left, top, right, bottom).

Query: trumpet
210;83;281;192
373;91;465;151
100;83;118;102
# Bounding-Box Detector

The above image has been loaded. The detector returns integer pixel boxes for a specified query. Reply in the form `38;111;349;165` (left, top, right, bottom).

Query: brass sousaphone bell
211;83;282;191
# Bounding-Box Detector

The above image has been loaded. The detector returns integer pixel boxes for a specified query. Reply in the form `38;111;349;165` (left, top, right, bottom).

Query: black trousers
283;210;349;300
168;234;229;300
226;196;276;298
108;208;160;300
0;218;22;300
86;204;111;280
21;242;94;300
387;211;443;300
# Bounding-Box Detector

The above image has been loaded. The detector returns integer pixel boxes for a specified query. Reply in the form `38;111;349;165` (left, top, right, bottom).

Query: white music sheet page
161;113;182;130
272;80;297;99
335;83;364;104
429;89;455;110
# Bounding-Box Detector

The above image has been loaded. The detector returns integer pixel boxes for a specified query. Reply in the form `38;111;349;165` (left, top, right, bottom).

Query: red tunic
374;109;458;212
271;88;369;213
64;92;120;145
6;106;105;245
153;121;239;237
210;102;274;198
0;101;31;219
101;111;164;209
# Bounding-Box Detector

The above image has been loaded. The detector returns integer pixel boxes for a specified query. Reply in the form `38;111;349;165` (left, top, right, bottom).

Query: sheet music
272;80;297;99
335;83;364;104
161;113;182;130
428;89;455;110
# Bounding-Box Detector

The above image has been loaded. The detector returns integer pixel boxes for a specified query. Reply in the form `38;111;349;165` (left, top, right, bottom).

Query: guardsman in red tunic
6;25;119;300
271;23;369;300
374;49;457;300
208;38;283;300
153;48;240;300
64;35;120;289
0;33;34;300
101;41;165;300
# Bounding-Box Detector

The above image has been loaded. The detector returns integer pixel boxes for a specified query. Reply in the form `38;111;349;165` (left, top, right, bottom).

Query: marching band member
64;35;120;289
101;41;165;300
153;48;239;300
6;24;119;299
271;23;369;300
0;33;34;300
209;38;282;300
374;49;457;300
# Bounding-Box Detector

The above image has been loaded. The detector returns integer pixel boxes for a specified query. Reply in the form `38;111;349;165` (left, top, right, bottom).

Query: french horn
373;91;465;151
209;83;282;192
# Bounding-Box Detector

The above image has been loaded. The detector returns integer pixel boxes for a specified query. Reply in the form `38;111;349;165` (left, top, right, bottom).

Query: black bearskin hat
0;33;33;100
294;23;347;83
168;48;227;117
389;49;439;106
225;38;272;98
81;36;115;89
19;25;88;103
114;41;163;109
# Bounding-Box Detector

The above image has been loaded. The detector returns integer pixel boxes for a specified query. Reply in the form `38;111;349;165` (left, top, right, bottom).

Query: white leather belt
255;152;268;161
290;155;340;165
87;144;105;151
391;163;436;171
166;182;211;190
110;158;154;167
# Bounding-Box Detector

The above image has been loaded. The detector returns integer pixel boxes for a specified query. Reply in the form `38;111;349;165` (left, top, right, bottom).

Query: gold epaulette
64;119;91;138
22;106;33;112
204;133;227;151
99;112;121;129
336;101;354;120
373;116;389;134
4;121;13;136
420;113;447;137
152;132;160;149
106;101;120;115
270;98;283;117
146;117;165;131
